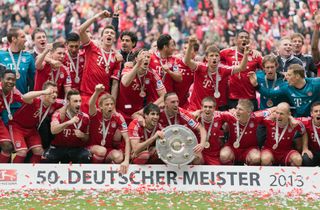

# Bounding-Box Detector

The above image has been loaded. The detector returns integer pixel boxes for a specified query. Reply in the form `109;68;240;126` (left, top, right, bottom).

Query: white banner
0;164;319;192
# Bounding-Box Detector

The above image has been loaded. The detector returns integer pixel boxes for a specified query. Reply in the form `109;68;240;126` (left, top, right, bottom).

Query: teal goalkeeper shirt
256;70;286;110
257;78;320;117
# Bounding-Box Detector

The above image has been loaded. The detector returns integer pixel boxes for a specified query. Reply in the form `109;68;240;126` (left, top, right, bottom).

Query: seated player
42;89;90;163
260;102;305;166
129;103;164;164
87;84;130;174
10;81;64;163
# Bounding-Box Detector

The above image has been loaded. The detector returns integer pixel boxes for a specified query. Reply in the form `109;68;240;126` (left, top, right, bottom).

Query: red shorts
262;148;299;166
10;122;42;151
224;145;258;164
203;153;221;165
0;120;11;143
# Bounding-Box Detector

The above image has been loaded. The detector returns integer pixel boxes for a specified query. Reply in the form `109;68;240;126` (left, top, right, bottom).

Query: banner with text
0;164;318;192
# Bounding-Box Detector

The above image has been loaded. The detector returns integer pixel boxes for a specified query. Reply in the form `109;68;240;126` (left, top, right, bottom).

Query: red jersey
173;59;194;108
117;68;165;122
199;112;225;157
298;117;320;152
220;110;268;149
220;47;262;99
80;41;121;96
12;97;64;129
188;63;233;111
0;86;23;113
262;118;305;151
63;50;86;90
50;111;89;148
88;110;127;148
128;119;163;147
159;107;199;131
149;51;180;92
34;63;71;98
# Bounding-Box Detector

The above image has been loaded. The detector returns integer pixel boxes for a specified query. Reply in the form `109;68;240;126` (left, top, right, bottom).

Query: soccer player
87;84;130;174
78;10;122;113
299;102;320;166
64;32;85;90
197;97;226;165
158;92;207;164
10;81;64;163
249;64;320;117
173;38;198;108
291;33;318;77
42;89;90;163
186;36;249;111
260;102;305;166
117;49;166;123
0;70;24;163
34;42;71;99
129;103;164;164
0;27;35;94
149;34;182;92
276;37;303;74
255;55;285;110
220;29;263;110
219;99;270;165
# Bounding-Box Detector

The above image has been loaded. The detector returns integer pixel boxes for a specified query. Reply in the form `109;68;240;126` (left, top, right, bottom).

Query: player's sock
30;154;42;163
0;151;10;163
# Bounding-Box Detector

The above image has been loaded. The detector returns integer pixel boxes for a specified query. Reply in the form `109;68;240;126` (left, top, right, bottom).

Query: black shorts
42;146;91;163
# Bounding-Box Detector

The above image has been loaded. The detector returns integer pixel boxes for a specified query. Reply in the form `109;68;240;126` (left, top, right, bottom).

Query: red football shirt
50;111;90;147
158;107;199;131
0;86;23;113
149;51;180;92
298;117;320;152
12;97;64;129
88;110;127;148
262;118;305;151
173;59;194;108
188;63;233;111
220;47;262;99
63;50;86;90
34;63;71;98
116;68;165;123
80;41;121;96
128;119;163;147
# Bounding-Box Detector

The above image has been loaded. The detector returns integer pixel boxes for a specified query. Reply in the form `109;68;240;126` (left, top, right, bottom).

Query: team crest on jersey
173;65;179;72
16;142;21;148
249;122;254;128
308;92;312;96
111;121;116;128
188;119;196;127
21;57;26;63
214;122;218;127
122;122;127;129
145;79;150;84
60;73;64;79
80;57;84;62
248;56;252;61
156;80;163;88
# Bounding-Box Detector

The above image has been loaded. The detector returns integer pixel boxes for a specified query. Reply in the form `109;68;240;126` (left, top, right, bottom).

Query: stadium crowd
0;0;320;173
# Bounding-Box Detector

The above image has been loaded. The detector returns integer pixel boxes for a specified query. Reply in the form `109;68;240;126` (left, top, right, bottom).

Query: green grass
0;190;319;209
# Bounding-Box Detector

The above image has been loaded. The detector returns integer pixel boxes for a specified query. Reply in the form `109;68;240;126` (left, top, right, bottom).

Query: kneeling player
87;84;130;174
42;90;90;163
261;102;304;166
129;103;164;164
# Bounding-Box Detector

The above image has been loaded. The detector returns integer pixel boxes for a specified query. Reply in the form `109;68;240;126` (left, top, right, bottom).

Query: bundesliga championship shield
156;125;198;167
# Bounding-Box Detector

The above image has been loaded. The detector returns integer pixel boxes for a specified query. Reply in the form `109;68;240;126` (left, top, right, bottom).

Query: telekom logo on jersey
293;98;302;107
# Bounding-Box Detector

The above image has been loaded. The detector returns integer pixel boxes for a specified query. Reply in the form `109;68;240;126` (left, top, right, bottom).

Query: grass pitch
0;190;319;209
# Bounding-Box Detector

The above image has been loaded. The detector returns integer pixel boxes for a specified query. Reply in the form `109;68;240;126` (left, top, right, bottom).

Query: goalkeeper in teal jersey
249;64;320;117
256;55;286;110
0;28;35;124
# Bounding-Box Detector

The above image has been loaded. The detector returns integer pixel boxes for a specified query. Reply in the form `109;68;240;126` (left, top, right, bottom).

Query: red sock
30;155;41;163
13;155;26;163
92;154;105;163
0;151;10;163
132;157;149;164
